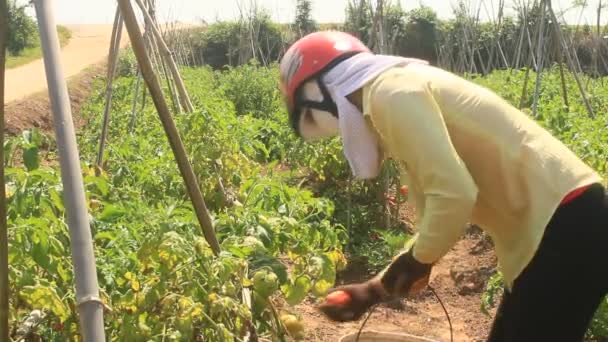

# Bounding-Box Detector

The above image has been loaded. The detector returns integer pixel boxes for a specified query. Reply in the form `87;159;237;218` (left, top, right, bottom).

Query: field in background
5;26;71;69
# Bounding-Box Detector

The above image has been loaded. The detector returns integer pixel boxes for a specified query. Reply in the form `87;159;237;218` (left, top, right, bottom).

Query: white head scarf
320;52;428;179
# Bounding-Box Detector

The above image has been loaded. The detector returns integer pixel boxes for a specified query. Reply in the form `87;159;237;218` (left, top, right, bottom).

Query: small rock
450;266;493;295
470;235;494;255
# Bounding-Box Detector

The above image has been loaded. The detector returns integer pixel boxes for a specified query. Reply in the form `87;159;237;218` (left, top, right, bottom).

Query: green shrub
7;0;38;55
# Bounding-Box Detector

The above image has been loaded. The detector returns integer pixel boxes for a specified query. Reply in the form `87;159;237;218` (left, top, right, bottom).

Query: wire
355;304;379;342
354;286;454;342
429;285;454;342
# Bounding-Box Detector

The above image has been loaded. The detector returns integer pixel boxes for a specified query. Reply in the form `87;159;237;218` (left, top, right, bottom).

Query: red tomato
400;186;409;196
326;290;351;305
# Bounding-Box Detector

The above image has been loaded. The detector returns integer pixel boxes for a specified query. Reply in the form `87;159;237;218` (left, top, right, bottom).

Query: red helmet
279;31;370;133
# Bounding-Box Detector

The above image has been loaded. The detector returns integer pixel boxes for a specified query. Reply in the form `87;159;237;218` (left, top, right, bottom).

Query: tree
294;0;318;38
344;0;373;44
7;0;38;55
401;6;438;62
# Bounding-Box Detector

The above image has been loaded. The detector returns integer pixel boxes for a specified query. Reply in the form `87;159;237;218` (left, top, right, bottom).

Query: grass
5;25;71;69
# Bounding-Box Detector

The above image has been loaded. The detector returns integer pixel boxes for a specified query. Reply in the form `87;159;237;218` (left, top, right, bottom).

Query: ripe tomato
325;290;351;305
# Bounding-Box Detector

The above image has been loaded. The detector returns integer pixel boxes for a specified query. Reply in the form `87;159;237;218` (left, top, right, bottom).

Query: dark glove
318;248;433;322
318;278;389;322
379;248;433;297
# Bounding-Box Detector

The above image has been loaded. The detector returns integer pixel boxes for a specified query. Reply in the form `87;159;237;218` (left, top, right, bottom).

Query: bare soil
5;24;127;104
292;205;500;342
4;62;106;135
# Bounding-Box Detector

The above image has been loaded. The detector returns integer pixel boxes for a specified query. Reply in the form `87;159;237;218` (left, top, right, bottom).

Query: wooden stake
532;0;547;118
34;1;106;339
96;7;124;174
118;0;220;254
594;0;603;77
520;66;531;109
0;0;9;339
548;3;595;118
129;69;143;133
133;0;194;113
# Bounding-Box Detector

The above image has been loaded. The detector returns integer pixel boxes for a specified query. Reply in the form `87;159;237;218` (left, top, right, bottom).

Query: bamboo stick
117;0;220;254
0;0;9;339
33;1;106;340
532;0;547;117
548;2;595;118
96;7;124;174
133;0;194;113
129;69;143;133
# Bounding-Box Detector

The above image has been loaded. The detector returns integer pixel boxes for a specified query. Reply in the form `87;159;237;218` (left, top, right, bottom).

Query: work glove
319;247;432;322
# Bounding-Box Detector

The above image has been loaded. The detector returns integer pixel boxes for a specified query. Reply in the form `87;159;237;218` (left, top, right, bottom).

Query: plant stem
0;0;9;339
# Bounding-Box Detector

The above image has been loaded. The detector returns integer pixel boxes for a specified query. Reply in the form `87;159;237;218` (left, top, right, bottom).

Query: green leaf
95;231;116;241
226;236;266;258
98;204;128;221
283;275;311;306
250;254;288;284
312;279;333;297
23;147;39;171
48;187;64;212
31;230;50;268
84;175;109;196
20;285;70;322
57;262;71;284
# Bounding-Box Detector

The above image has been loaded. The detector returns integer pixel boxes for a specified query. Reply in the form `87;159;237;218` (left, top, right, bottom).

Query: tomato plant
5;62;608;340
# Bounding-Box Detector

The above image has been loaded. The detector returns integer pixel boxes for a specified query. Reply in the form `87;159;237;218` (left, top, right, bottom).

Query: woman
278;31;608;341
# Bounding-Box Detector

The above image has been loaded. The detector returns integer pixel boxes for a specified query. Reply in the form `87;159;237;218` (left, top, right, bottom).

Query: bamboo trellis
0;1;9;340
34;0;106;340
0;0;252;339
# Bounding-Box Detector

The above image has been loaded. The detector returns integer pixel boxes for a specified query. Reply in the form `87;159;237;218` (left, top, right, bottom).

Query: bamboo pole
532;0;547;117
525;2;538;70
33;1;106;340
513;17;526;69
520;65;532;109
133;0;194;113
129;69;143;133
139;2;179;113
593;0;602;77
0;0;9;339
548;2;595;118
117;0;220;254
553;23;570;110
96;7;124;174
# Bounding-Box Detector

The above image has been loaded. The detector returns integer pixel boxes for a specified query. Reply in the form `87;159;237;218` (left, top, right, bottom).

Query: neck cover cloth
321;52;428;179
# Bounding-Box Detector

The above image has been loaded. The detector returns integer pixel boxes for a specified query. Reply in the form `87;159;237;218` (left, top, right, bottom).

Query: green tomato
281;314;305;337
222;282;237;297
252;270;278;298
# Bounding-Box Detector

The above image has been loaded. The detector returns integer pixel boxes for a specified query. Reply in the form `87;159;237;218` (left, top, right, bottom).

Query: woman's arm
369;77;478;264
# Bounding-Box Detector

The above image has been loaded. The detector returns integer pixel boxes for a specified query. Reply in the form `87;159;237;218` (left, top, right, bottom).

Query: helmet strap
298;79;338;117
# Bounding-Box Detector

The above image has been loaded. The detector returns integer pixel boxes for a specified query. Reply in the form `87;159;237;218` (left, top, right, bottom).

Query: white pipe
33;1;106;341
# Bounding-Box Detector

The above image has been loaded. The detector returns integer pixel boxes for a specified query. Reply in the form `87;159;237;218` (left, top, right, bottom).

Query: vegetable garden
2;0;608;341
3;62;608;342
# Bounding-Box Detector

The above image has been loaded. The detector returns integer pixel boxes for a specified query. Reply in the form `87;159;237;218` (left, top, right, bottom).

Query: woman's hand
318;248;433;322
318;278;390;322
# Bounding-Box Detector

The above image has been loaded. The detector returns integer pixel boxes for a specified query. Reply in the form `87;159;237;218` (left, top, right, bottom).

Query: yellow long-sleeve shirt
361;64;603;289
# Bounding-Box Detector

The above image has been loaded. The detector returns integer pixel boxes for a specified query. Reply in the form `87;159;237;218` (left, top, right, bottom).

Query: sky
20;0;608;26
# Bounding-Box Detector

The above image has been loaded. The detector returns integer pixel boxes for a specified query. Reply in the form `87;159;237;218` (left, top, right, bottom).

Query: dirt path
5;24;128;104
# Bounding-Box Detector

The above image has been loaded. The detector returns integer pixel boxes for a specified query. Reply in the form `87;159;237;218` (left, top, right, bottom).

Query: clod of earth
450;266;494;295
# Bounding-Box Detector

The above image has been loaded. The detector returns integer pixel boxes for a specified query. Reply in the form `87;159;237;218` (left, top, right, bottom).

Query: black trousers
488;183;608;342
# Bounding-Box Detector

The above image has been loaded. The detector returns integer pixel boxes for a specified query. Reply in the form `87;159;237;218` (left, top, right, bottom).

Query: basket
339;331;440;342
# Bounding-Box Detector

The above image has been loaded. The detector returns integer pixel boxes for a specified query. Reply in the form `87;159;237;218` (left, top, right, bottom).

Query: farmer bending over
278;31;608;341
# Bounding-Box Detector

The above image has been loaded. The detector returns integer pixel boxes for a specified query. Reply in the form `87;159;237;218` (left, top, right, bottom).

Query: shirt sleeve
368;75;479;264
